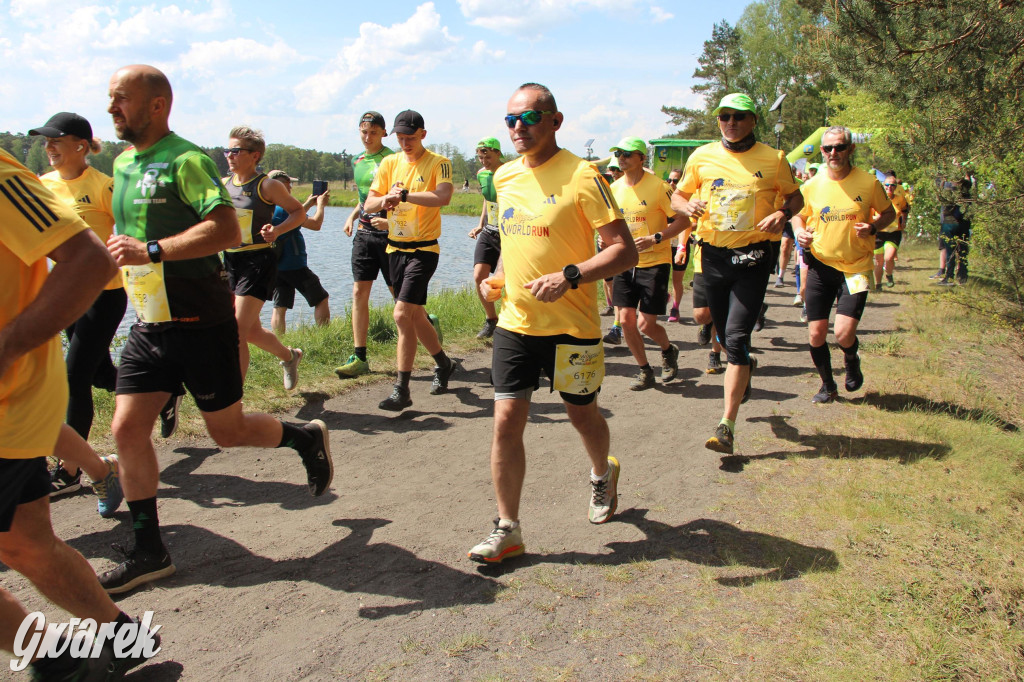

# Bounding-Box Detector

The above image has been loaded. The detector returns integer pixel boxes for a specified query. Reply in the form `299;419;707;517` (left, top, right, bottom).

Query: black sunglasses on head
820;144;850;153
717;112;749;122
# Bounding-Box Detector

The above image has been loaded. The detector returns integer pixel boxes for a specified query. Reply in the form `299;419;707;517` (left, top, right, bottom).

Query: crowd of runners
2;64;917;677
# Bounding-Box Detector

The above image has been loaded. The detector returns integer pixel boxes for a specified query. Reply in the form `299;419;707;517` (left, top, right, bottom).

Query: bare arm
855;206;896;238
523;219;638;303
633;213;690;253
408;182;454;208
343;200;358;237
671;189;706;218
469;201;487;238
0;230;116;377
259;178;308;242
756;190;804;234
363;189;386;214
107;203;240;265
301;190;330;232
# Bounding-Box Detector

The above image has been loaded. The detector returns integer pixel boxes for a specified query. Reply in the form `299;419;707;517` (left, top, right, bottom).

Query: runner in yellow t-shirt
793;126;894;404
873;172;909;289
0;149;160;677
28;112;125;514
467;136;504;339
467;83;637;565
608;137;689;389
672;93;802;455
365;110;456;410
665;168;691;322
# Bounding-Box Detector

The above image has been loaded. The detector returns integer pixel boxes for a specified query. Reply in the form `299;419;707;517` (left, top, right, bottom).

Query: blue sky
2;0;751;158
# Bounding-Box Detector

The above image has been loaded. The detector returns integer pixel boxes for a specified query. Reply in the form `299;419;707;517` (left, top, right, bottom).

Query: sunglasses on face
717;112;749;122
613;150;636;159
668;177;679;184
504;110;554;128
884;183;897;188
820;144;850;153
223;148;251;156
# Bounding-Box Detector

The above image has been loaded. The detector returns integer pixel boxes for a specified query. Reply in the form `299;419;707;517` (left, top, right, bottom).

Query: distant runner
467;137;504;339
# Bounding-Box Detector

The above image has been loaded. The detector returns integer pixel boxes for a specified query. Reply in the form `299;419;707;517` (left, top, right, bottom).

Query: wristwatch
400;188;409;203
146;240;162;263
781;207;793;220
653;232;663;244
562;263;582;289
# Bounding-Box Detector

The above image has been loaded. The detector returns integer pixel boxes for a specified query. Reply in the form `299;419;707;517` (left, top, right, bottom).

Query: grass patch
291;182;482;216
439;633;487;658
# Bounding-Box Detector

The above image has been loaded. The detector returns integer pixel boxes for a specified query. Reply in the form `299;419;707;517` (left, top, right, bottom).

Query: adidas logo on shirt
544;194;556;205
854;195;863;202
639;200;648;206
78;195;92;204
753;170;764;178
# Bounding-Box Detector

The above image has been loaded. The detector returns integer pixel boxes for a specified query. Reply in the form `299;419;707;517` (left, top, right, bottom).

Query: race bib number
708;189;755;231
388;205;419;239
122;263;171;323
485;200;499;227
236;208;254;245
553;343;605;395
845;270;873;295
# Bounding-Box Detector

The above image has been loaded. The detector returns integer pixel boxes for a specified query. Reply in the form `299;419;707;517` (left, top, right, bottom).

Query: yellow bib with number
709;189;755;231
553;343;605;395
122;263;171;323
388;205;420;240
845;270;873;295
485;200;499;227
236;208;254;245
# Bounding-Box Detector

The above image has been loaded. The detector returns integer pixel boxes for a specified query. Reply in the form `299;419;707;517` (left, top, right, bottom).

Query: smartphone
312;180;328;196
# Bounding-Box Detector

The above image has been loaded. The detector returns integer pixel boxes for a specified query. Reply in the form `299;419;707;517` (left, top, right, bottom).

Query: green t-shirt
478;168;499;227
353;146;395;204
111;132;234;327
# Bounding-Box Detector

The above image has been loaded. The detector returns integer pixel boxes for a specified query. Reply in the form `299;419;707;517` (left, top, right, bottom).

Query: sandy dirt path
2;267;904;681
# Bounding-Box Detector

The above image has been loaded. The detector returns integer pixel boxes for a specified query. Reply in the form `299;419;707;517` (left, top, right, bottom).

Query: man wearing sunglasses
607;137;688;390
792;126;894;404
672;92;802;455
873;172;909;289
363;110;456;411
101;65;333;594
467;83;637;564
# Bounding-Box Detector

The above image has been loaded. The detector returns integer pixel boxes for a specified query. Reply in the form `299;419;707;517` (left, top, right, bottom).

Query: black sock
127;497;163;555
278;421;314;452
397;371;411;389
639;363;652;373
809;343;834;388
431;351;450;368
30;644;79;677
354;346;367;362
486;317;497;323
840;337;859;362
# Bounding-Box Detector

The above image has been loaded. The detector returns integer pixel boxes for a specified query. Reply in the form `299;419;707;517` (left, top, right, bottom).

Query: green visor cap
713;93;757;115
609;136;647;154
607;157;621;170
476;137;501;153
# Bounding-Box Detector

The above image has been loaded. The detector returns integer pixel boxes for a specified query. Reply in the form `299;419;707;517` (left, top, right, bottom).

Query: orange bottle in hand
483;275;505;302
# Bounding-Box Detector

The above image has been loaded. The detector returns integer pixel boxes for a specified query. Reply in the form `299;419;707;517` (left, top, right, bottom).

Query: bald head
108;64;173;149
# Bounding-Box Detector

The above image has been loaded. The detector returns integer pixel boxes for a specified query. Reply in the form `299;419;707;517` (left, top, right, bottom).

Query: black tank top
225;173;274;251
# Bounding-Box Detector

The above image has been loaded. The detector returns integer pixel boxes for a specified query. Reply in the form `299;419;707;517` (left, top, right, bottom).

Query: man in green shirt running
335;112;395;378
101;64;334;595
467;137;503;339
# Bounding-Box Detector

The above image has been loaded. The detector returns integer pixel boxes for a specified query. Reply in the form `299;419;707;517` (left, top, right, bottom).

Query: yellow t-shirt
610;173;675;268
879;190;909;233
679;141;799;249
1;150;87;459
40;167;121;289
495;149;621;338
799;167;893;274
370;149;453;254
693;239;703;275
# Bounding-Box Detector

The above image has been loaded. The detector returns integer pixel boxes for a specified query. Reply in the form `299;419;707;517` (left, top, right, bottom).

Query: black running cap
392;110;424;135
29;112;93;140
360;111;386;131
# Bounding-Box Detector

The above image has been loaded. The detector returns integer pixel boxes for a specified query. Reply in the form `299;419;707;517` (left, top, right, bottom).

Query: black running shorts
700;240;772;366
116;320;244;413
874;230;902;252
0;457;50;532
474;228;501;270
389;250;438;306
691;272;708;309
611;263;670;315
224;249;277;301
273;267;329;309
491;328;600;406
804;252;869;322
351;229;392;285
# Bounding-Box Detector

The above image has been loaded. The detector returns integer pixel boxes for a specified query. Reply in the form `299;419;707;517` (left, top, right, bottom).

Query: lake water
115;208;482;336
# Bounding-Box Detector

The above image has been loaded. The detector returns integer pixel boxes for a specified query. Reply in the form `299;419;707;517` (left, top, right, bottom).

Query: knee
693;308;710;325
724;332;751;365
207;421;244;448
392;306;414;327
637;316;657;336
0;534;54;575
111;413;151;451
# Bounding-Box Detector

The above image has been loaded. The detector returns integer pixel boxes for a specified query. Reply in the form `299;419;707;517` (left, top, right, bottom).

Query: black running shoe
753;302;768;333
297;419;333;496
697;322;712;346
812;383;838;404
476;319;497;339
379;385;412;411
103;616;163;678
430;359;458;395
705;423;734;454
845;352;864;392
49;466;82;498
741;358;757;404
706;351;725;375
159;391;183;439
661;344;679;382
99;546;176;595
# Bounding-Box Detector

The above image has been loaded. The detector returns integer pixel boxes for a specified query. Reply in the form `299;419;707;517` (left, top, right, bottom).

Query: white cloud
295;3;460;113
650;5;673;22
471;40;505;62
97;0;231;49
179;38;306;79
458;0;654;36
